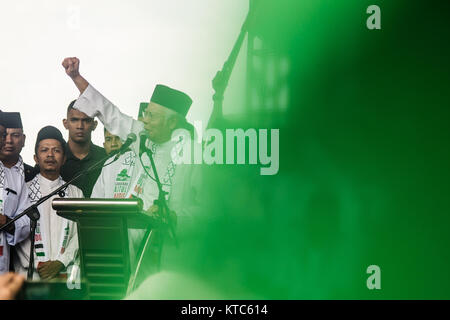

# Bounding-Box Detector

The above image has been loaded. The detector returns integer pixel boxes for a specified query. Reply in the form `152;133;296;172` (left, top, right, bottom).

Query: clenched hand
62;57;80;79
61;56;89;93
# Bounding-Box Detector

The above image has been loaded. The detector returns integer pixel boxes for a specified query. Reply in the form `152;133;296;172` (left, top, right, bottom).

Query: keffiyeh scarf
28;175;71;263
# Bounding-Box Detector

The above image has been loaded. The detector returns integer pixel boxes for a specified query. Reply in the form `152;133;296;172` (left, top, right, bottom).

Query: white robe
14;174;82;280
0;160;31;274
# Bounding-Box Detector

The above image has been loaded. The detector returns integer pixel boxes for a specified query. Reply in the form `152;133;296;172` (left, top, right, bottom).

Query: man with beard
14;126;81;281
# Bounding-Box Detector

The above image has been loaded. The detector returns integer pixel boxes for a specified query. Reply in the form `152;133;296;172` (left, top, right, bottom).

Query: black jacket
24;162;38;183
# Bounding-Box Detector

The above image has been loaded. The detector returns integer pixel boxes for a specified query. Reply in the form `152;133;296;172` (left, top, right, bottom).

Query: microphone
139;130;150;157
117;133;137;155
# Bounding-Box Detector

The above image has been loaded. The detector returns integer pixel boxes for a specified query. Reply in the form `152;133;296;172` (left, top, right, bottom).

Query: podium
53;198;154;300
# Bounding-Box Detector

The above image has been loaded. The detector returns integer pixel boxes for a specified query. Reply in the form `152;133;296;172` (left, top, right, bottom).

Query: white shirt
14;174;82;278
0;160;31;274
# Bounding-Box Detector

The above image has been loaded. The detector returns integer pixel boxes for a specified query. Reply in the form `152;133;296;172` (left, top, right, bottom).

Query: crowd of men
0;57;200;298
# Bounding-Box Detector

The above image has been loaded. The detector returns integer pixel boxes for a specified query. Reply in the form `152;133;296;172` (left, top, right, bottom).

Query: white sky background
0;0;248;164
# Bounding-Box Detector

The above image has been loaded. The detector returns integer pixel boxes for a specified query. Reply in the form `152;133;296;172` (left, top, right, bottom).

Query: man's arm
6;181;31;245
61;57;144;149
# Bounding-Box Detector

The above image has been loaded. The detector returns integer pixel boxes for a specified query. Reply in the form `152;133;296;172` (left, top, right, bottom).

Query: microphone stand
129;144;178;289
141;146;178;247
0;147;126;280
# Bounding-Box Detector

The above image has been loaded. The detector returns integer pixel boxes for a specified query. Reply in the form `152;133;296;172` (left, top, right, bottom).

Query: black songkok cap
138;102;148;119
35;126;66;151
150;84;192;117
3;112;23;129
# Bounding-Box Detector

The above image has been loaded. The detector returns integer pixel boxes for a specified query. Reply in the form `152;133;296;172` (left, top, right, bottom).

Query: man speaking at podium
62;57;201;276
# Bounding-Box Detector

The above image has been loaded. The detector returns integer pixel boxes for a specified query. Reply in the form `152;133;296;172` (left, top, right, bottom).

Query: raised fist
62;57;80;79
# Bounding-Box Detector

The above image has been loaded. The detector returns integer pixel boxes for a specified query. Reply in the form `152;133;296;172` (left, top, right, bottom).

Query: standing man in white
14;126;81;282
0;111;30;275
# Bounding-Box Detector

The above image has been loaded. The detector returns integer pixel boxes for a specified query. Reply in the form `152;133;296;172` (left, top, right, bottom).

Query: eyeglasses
143;111;164;120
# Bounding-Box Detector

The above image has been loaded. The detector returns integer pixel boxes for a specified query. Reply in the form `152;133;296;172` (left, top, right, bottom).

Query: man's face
63;109;97;143
142;102;175;144
34;139;66;175
1;128;25;160
103;130;123;155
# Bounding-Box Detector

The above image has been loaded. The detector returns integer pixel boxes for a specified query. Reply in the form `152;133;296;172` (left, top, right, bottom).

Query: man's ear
22;134;26;147
63;118;69;130
168;116;178;131
62;154;67;166
92;120;98;131
33;154;38;165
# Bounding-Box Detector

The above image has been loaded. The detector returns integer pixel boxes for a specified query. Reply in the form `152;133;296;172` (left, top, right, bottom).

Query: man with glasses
62;57;201;285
